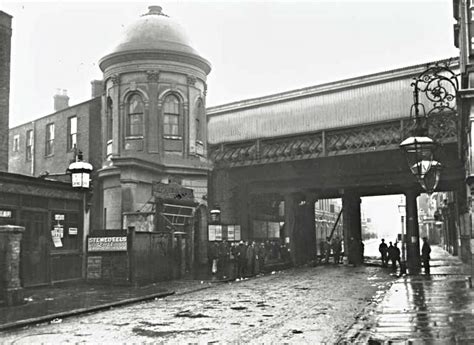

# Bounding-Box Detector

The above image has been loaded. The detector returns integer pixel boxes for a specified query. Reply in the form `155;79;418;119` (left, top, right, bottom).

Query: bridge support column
405;190;421;274
342;193;362;265
284;193;316;265
284;193;298;265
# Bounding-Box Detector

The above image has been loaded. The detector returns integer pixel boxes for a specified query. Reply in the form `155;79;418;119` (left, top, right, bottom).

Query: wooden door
20;211;49;286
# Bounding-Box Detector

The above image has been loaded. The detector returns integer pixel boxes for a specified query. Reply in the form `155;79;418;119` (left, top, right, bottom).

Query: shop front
0;172;86;287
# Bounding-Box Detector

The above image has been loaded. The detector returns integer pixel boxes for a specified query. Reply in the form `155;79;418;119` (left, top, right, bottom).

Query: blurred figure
378;239;388;267
421;237;431;274
324;237;332;264
332;236;342;264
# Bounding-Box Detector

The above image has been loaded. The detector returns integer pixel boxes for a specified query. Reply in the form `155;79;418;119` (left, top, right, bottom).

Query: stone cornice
99;50;211;75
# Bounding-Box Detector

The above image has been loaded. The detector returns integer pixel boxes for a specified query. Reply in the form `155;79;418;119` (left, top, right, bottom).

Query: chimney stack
91;80;104;98
53;89;69;112
0;11;12;172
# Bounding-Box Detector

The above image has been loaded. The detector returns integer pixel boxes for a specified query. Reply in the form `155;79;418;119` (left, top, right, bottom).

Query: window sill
125;136;144;140
45;154;54;158
164;135;182;140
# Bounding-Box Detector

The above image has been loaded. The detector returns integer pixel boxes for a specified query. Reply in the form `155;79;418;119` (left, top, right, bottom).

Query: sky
2;0;457;128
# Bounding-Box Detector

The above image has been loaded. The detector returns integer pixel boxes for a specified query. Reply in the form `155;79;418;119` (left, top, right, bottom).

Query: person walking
379;239;388;267
332;236;342;264
387;241;396;270
393;242;401;271
421;237;431;274
324;237;332;264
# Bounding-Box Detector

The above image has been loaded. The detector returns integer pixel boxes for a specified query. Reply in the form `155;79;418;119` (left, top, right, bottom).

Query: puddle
174;310;210;318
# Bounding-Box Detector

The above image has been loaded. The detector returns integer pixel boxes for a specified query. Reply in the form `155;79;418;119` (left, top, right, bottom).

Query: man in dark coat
332;236;342;264
387;241;396;269
237;241;247;279
421;237;431;274
379;239;388;267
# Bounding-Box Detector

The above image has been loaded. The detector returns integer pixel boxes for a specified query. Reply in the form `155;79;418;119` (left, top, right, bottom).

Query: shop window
126;94;144;137
67;116;77;151
45;123;55;156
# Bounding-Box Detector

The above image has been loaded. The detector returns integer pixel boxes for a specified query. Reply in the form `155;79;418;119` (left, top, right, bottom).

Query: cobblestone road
1;265;394;344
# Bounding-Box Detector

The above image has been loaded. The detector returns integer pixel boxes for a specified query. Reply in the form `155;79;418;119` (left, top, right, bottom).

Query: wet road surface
341;246;474;344
1;265;392;344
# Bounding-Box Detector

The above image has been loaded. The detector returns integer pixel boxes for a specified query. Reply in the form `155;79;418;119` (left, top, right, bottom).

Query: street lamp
397;197;407;275
399;61;458;193
210;205;221;223
68;159;93;189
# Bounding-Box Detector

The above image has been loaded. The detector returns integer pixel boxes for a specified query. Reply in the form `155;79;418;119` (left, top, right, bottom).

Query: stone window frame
126;93;145;138
67;116;77;151
12;134;19;152
163;94;182;139
106;97;113;159
45;123;55;156
26;129;33;161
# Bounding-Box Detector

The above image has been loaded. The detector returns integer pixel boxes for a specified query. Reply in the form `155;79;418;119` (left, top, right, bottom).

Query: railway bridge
207;59;465;271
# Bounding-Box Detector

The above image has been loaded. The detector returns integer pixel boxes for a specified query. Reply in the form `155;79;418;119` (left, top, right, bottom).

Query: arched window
107;97;113;141
106;98;113;159
127;94;144;136
163;95;180;138
195;99;204;143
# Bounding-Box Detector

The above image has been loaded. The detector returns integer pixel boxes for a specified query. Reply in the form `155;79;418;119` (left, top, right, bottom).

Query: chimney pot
54;89;69;112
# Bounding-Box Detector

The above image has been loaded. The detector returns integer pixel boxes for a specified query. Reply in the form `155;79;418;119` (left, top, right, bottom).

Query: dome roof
99;6;211;74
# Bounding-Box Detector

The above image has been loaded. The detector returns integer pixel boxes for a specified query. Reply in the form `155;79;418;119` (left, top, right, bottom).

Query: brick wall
0;12;12;172
8;98;101;176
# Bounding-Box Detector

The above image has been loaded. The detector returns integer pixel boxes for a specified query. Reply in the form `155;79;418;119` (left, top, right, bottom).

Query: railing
209;112;458;168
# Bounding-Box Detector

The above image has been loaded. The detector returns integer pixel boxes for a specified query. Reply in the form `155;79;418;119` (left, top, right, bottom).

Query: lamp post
397;197;407;275
399;61;458;193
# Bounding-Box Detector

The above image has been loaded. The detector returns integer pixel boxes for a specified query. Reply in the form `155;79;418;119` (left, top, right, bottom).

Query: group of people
208;240;291;280
378;237;432;273
320;236;343;264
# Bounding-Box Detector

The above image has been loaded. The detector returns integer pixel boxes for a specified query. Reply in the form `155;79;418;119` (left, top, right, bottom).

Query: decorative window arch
127;94;144;136
163;94;181;138
195;99;204;143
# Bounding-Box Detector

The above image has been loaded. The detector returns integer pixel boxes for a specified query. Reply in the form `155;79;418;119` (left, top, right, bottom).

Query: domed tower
97;6;211;237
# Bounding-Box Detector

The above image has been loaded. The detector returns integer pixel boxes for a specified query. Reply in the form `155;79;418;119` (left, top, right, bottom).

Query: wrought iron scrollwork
411;60;459;120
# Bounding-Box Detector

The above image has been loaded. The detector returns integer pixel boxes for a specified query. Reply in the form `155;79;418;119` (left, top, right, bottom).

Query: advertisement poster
51;229;63;248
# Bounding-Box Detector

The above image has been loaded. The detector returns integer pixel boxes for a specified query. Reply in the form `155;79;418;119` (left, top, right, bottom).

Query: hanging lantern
418;160;442;194
400;136;437;178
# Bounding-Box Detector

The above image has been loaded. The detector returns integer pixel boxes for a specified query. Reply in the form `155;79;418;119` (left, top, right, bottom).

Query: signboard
0;210;12;218
235;225;241;241
88;236;127;252
69;227;78;235
208;225;217;241
87;256;102;279
51;229;63;248
215;225;223;241
54;214;65;221
227;225;235;241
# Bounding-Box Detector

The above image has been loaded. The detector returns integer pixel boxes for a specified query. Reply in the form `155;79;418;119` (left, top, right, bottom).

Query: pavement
340;245;474;344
